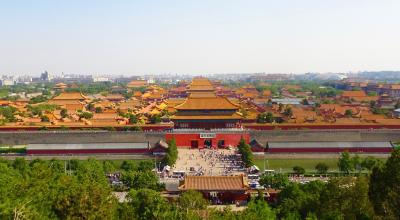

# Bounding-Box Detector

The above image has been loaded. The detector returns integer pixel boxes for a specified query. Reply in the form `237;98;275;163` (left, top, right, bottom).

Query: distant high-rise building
40;71;50;82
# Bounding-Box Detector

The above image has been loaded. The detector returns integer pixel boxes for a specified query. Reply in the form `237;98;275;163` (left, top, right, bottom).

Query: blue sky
1;0;399;75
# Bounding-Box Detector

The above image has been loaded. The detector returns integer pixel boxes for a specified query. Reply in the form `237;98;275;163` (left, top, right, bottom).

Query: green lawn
253;157;388;173
254;158;340;173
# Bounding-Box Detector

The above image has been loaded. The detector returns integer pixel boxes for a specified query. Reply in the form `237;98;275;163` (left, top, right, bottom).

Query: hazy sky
1;0;400;75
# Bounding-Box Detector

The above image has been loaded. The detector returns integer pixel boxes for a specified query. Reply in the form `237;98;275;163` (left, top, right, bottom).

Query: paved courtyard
173;148;246;176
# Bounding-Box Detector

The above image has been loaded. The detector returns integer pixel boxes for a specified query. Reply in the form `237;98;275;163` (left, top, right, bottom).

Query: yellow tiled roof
127;80;147;88
52;92;87;100
342;91;367;97
189;92;217;98
172;113;242;120
150;109;160;115
175;97;239;110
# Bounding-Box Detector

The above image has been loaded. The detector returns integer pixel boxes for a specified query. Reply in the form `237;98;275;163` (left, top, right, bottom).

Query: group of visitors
188;148;245;176
289;175;329;184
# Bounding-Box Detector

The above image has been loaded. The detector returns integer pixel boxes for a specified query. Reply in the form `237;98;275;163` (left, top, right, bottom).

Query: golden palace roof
175;97;240;110
133;91;143;97
188;92;217;98
341;90;367;97
190;77;213;86
187;78;215;92
52;92;87;100
127;80;147;88
172;114;242;120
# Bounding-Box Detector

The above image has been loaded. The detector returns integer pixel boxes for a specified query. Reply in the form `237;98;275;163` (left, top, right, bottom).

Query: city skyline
1;0;400;74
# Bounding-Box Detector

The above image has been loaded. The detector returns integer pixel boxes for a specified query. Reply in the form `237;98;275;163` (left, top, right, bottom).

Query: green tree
0;106;17;122
12;158;29;176
102;160;117;173
121;170;164;191
395;102;400;109
259;173;289;189
29;95;49;104
41;115;50;122
95;106;103;113
137;160;154;172
257;112;274;123
128;113;138;124
338;151;353;175
86;102;95;111
53;174;117;219
241;197;276;220
319;177;374;219
369;148;400;219
351;154;362;173
120;160;141;171
127;189;173;220
42;89;51;96
60;108;68;118
237;137;253;167
361;156;382;172
265;112;274;123
292;166;306;175
277;181;325;219
163;138;178;166
0;158;120;219
370;100;377;108
78;111;93;120
345;109;353;117
284;107;293;118
315;163;329;174
178;190;208;211
150;114;161;124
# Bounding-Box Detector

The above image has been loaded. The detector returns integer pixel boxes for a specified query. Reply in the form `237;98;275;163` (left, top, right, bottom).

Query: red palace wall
244;124;400;130
26;148;150;155
0;124;172;131
268;147;393;153
1;123;400;131
165;133;250;148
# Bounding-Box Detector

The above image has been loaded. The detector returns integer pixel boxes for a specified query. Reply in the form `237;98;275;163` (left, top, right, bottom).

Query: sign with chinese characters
200;133;216;139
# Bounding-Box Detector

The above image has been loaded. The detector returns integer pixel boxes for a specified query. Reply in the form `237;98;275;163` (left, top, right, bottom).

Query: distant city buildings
0;76;15;86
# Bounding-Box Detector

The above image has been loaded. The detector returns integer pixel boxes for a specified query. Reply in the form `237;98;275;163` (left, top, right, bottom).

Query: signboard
200;133;216;139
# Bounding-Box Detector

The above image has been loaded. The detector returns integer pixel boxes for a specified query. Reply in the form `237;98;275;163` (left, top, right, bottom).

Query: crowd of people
175;148;246;176
289;175;329;184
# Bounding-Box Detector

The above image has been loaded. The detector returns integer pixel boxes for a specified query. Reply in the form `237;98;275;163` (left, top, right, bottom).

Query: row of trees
1;148;399;219
338;151;382;174
253;81;341;99
285;152;382;176
0;157;277;220
258;148;400;219
0;158;169;219
260;149;400;219
276;176;373;219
